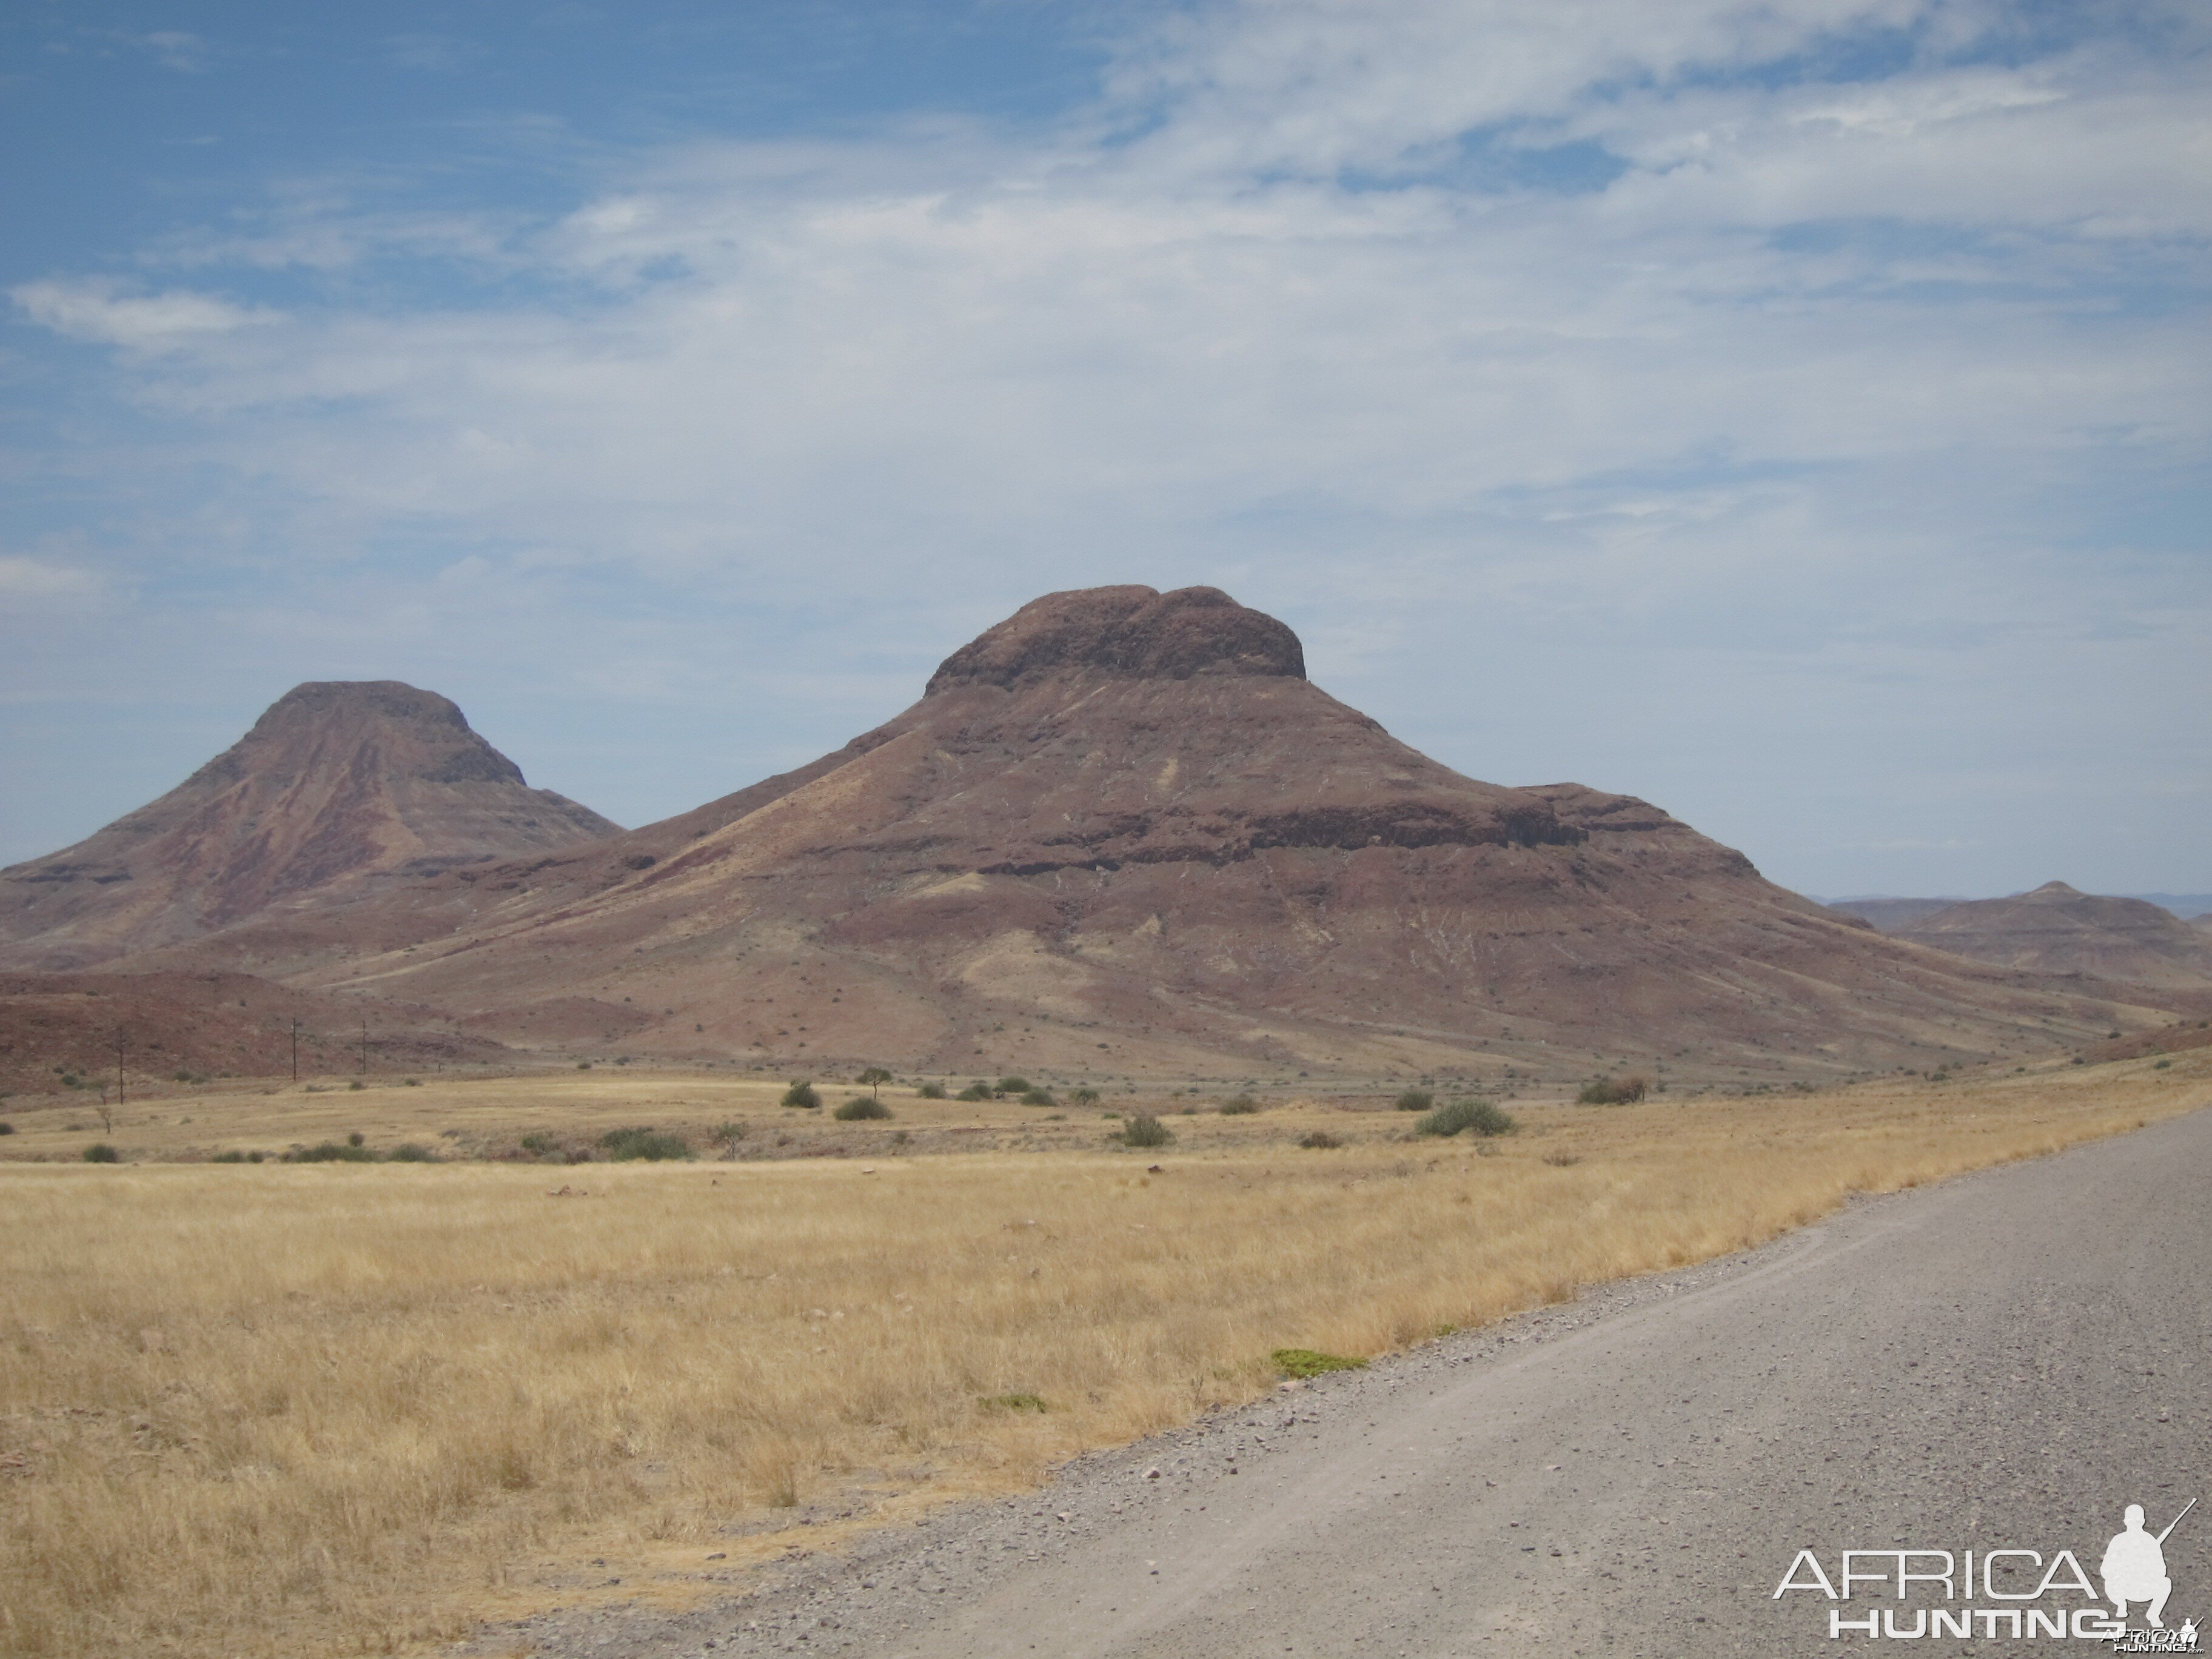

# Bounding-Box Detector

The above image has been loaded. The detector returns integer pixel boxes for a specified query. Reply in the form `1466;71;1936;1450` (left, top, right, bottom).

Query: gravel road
503;1105;2211;1658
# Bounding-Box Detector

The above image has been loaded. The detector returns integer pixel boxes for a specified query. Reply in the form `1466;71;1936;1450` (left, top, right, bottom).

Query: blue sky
3;0;2207;898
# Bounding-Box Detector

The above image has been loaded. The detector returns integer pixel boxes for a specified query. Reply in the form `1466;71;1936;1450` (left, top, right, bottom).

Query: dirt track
511;1104;2212;1657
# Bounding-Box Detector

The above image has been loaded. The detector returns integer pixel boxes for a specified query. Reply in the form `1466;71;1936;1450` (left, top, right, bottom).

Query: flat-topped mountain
163;586;2143;1084
0;682;618;970
1893;882;2212;989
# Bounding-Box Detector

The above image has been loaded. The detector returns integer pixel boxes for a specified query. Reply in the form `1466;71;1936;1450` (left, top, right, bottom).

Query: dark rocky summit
926;585;1305;694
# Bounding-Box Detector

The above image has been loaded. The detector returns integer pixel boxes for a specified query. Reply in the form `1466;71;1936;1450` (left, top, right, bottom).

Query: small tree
856;1067;893;1101
781;1080;821;1109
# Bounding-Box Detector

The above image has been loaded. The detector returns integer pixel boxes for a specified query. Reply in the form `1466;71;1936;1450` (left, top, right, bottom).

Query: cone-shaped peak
926;585;1305;695
217;680;524;788
0;681;617;969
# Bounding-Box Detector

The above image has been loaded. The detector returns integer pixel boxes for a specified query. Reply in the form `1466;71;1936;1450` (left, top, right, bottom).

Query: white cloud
12;280;283;352
5;0;2207;890
0;556;103;604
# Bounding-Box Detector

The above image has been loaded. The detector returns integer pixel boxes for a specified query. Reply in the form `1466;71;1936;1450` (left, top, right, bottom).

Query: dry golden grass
2;1053;2204;1658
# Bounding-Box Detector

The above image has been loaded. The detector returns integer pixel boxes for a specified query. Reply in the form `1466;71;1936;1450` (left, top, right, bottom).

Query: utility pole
115;1026;126;1107
290;1017;301;1083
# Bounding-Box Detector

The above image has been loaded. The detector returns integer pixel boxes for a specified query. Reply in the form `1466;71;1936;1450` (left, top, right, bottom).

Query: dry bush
0;1057;2199;1657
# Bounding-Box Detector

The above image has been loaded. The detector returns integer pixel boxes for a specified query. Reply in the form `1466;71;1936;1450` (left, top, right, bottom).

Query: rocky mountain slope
149;586;2150;1086
0;682;618;970
1892;882;2212;990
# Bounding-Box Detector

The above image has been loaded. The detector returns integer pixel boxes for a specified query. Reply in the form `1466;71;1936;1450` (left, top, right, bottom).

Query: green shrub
994;1076;1032;1096
386;1143;436;1163
1070;1086;1100;1105
289;1141;374;1162
1394;1088;1433;1113
1416;1098;1515;1138
834;1096;893;1121
172;1069;193;1082
1019;1088;1056;1107
598;1127;692;1161
1272;1348;1366;1379
0;1121;13;1136
956;1081;993;1102
1576;1075;1648;1105
210;1150;247;1164
1119;1114;1172;1148
980;1393;1047;1412
518;1131;558;1155
576;1062;592;1070
403;1078;420;1087
2154;1059;2172;1070
917;1081;948;1099
347;1131;365;1147
1299;1130;1342;1149
347;1079;365;1091
1219;1094;1261;1114
82;1143;120;1163
780;1080;821;1109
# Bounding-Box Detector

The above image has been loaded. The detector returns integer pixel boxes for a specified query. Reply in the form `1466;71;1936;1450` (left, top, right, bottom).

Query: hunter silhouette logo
1773;1497;2198;1645
2105;1500;2191;1629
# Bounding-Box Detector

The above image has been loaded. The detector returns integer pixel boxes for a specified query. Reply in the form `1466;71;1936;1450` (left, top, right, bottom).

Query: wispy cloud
12;279;283;351
4;0;2207;892
106;28;210;73
0;555;104;605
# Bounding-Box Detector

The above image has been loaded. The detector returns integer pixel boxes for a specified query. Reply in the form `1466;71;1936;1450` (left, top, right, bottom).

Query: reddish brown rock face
0;682;618;970
925;585;1305;693
144;588;2148;1083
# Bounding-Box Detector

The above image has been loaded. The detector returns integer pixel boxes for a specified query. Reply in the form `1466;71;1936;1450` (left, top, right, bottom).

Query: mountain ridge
132;587;2157;1084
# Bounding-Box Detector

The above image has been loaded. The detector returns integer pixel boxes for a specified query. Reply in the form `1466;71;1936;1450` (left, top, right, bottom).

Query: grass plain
2;1051;2205;1658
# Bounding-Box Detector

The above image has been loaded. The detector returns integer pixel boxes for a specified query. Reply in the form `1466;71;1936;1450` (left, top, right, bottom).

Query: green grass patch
1272;1348;1367;1379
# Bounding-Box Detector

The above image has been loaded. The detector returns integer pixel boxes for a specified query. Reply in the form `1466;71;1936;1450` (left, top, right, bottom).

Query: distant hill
1823;897;1968;931
2131;893;2212;920
1894;882;2212;989
148;586;2153;1084
0;682;619;970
